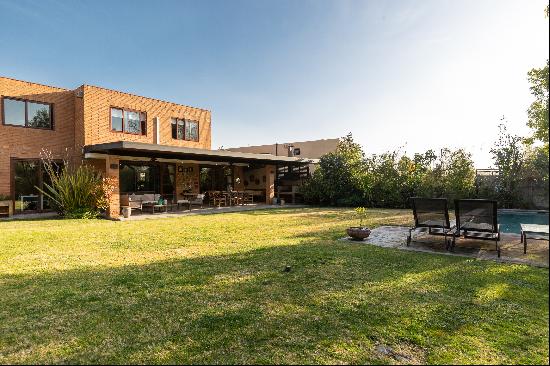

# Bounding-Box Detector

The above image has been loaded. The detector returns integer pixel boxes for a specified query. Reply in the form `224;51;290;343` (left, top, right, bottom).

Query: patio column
265;165;275;204
105;155;120;219
176;163;200;195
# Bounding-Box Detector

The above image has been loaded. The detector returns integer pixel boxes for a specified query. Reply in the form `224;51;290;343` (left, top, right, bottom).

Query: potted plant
0;194;13;218
346;207;371;241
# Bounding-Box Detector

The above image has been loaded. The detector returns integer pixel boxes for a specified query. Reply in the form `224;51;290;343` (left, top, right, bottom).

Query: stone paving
341;226;549;268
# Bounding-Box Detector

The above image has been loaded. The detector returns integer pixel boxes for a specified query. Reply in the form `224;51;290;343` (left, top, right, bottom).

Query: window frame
110;106;147;136
1;96;54;130
171;117;199;142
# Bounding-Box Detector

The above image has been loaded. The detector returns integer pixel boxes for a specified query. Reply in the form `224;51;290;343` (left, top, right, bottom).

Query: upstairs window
2;97;52;129
111;107;146;135
171;118;185;140
171;118;199;141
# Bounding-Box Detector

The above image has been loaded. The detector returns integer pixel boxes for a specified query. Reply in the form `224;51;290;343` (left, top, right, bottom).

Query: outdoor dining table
217;191;246;206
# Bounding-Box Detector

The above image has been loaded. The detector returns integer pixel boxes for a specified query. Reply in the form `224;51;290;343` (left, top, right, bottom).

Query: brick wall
0;77;76;196
80;85;211;150
1;76;212;203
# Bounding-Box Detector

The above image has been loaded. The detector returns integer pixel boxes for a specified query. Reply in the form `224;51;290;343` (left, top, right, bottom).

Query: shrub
303;127;546;209
302;133;366;206
38;153;113;218
302;136;476;208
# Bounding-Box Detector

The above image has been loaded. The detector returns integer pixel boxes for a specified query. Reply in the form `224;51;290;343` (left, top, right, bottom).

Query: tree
301;133;366;206
490;123;525;208
526;59;549;146
442;149;476;202
525;5;549;146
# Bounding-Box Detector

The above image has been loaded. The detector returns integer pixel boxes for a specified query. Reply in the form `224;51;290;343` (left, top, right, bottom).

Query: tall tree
525;5;549;146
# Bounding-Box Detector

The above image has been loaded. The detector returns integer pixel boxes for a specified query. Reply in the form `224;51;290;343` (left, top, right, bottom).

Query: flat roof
84;141;317;165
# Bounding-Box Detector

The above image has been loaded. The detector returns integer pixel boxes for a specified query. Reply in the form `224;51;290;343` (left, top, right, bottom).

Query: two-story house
0;76;313;218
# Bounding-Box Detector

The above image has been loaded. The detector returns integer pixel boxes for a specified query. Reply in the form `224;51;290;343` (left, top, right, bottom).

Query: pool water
498;211;549;234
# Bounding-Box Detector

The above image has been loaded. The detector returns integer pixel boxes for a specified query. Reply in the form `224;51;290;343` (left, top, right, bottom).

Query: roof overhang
83;141;318;165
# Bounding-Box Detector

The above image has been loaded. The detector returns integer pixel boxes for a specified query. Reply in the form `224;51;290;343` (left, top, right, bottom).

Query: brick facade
1;75;284;218
77;85;211;150
0;77;77;196
0;76;211;210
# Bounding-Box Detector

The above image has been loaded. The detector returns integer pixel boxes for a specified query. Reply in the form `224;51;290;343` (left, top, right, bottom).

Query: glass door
13;160;40;212
161;163;176;202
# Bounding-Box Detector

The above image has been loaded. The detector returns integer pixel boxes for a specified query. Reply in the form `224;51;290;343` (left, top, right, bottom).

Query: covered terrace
83;141;316;219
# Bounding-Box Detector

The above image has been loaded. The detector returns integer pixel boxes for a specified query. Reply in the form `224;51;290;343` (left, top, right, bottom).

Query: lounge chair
452;199;501;257
407;197;455;249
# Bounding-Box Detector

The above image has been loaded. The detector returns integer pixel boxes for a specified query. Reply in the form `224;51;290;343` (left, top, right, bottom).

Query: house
227;139;338;203
0;76;314;218
226;138;339;160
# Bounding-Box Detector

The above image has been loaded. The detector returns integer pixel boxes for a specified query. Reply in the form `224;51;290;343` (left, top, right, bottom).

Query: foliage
354;207;367;227
301;133;365;206
302;135;476;208
522;145;549;187
525;59;549;146
37;151;113;218
489;124;526;208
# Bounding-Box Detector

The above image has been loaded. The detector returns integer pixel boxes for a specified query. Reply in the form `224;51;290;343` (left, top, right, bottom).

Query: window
293;148;301;156
2;97;52;129
171;118;199;141
186;120;199;141
111;108;123;132
13;159;63;212
111;107;146;135
171;118;185;140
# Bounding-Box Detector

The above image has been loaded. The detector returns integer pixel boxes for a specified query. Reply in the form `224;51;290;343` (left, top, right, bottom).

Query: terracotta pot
346;227;371;241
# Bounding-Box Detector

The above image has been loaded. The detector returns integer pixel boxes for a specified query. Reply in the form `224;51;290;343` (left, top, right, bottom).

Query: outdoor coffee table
520;224;549;253
144;203;168;214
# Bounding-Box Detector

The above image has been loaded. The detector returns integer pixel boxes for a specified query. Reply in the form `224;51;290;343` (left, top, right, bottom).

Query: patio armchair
452;199;501;257
230;191;244;206
208;191;227;207
243;192;254;205
407;197;456;249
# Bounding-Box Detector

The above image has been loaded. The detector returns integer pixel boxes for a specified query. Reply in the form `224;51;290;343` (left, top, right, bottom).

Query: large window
120;164;158;193
171;118;199;141
119;162;175;201
13;159;63;212
111;107;146;135
2;97;52;129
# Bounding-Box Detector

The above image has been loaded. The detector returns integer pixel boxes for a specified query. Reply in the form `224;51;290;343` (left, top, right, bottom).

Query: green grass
0;208;548;364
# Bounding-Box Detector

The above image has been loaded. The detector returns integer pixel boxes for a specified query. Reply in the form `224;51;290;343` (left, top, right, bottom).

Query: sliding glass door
119;161;175;201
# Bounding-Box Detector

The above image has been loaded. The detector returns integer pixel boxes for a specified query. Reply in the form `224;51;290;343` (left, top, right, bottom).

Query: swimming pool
498;210;549;234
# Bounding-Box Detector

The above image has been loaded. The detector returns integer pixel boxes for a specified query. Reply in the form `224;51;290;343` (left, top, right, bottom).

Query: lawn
0;208;548;364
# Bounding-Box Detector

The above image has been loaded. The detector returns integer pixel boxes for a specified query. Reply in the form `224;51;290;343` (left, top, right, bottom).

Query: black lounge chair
407;197;455;249
452;199;501;257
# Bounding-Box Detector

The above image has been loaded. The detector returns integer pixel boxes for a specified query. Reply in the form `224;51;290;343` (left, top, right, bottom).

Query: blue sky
1;0;548;167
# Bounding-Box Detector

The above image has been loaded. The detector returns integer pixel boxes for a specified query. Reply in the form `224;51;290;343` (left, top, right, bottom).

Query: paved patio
119;204;307;221
342;226;549;268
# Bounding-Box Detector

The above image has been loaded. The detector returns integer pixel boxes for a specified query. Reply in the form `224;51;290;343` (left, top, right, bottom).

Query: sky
0;0;548;168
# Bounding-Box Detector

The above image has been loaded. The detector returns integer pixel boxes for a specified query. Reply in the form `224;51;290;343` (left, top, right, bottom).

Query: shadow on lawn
0;230;548;364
